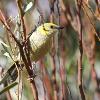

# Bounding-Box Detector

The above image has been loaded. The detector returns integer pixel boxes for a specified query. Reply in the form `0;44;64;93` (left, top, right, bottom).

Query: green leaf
0;61;19;85
0;40;9;48
24;2;33;13
0;82;18;95
1;41;14;61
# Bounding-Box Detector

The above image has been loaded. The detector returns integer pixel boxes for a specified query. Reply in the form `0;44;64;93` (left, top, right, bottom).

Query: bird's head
37;23;63;37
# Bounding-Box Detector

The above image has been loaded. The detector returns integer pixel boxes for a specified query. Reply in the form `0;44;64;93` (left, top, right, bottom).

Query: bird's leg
31;62;36;71
31;62;37;77
27;62;37;81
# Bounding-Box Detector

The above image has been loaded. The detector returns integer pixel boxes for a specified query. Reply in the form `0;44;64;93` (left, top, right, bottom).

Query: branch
17;0;26;41
6;91;12;100
76;0;86;100
16;0;38;99
82;4;100;41
0;9;21;46
49;0;59;100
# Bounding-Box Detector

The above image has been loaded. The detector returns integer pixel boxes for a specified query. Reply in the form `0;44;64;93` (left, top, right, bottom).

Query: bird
29;23;63;61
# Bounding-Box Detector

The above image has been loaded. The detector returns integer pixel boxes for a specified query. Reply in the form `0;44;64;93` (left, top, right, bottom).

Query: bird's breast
29;32;51;61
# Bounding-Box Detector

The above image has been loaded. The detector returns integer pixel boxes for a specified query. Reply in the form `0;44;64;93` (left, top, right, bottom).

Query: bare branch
0;9;21;46
76;0;86;100
17;0;26;41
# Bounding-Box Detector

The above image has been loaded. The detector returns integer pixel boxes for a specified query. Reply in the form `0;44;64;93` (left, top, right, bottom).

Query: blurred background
0;0;100;100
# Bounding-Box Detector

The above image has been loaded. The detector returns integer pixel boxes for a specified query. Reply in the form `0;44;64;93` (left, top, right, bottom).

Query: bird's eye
50;25;54;29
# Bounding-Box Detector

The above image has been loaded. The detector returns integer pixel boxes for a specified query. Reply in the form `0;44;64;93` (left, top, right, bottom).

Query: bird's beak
56;26;64;30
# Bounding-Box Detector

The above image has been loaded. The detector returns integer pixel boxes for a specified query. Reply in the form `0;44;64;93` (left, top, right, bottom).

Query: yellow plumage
29;23;62;62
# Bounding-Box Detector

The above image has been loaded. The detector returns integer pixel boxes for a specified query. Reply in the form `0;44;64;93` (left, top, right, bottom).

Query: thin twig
49;0;59;100
82;4;100;41
19;47;38;100
6;91;12;100
95;0;100;13
56;0;66;100
17;0;26;41
52;55;58;100
0;9;21;46
77;0;86;100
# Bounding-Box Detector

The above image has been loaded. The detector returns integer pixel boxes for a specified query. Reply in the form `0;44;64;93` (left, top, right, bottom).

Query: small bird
29;23;63;61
